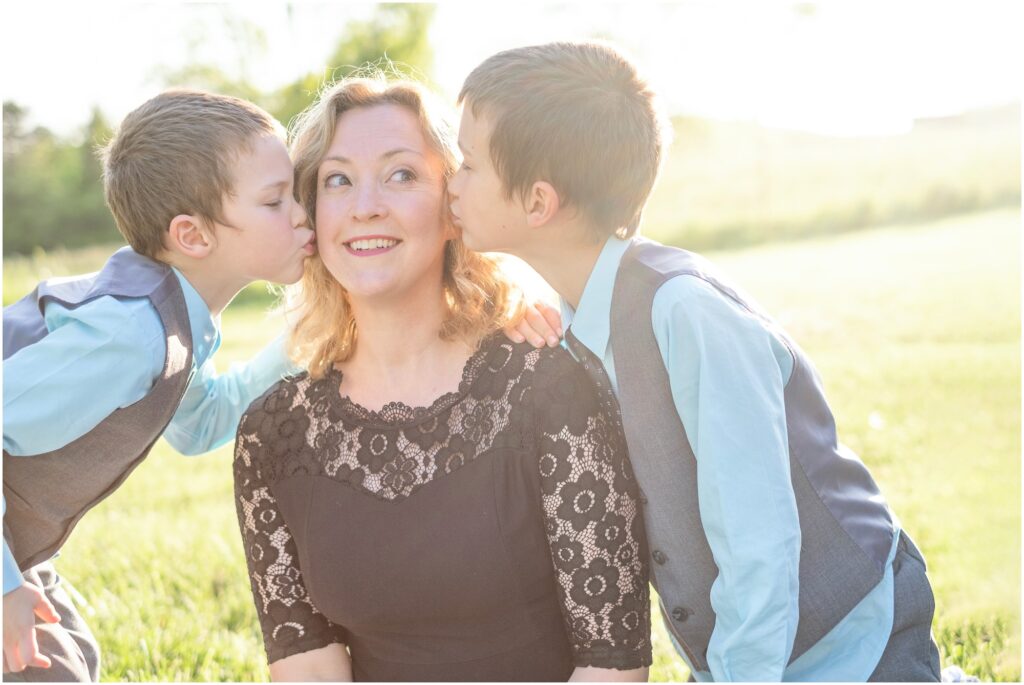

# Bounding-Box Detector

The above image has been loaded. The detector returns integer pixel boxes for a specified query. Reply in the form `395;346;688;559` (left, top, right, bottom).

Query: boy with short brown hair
103;89;288;260
3;89;315;681
449;41;940;681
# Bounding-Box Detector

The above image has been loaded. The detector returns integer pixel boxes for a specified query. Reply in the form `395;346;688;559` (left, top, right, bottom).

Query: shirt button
652;550;667;565
671;606;691;622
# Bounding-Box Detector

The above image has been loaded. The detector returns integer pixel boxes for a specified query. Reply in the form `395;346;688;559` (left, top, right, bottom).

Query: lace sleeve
234;386;346;664
533;358;652;669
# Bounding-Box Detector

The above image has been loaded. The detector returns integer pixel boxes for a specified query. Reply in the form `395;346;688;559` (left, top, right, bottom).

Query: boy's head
102;89;313;289
450;41;669;252
101;90;291;258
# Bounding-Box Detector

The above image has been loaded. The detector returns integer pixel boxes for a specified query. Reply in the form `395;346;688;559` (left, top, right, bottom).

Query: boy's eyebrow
322;148;425;165
456;138;470;156
260;180;290;191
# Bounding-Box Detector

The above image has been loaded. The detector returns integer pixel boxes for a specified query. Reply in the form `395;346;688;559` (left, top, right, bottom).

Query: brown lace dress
234;334;651;681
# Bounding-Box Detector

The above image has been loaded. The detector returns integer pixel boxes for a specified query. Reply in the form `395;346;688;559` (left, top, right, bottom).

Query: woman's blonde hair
287;73;520;378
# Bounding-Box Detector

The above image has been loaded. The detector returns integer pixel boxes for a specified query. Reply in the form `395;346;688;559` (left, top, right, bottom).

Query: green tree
326;3;435;78
149;8;267;104
3;102;118;254
269;3;436;127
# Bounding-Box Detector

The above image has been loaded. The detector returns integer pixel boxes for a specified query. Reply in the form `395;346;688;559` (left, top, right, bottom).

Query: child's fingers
536;301;564;338
500;324;526;344
520;305;559;347
28;652;52;669
4;627;26;672
32;592;60;624
514;316;546;347
4;642;25;673
20;628;50;670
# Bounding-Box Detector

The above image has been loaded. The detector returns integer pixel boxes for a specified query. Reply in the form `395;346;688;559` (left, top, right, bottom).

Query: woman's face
314;103;451;303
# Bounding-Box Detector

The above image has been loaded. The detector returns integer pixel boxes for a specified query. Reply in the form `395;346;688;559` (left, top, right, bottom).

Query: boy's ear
166;214;216;259
524;181;560;229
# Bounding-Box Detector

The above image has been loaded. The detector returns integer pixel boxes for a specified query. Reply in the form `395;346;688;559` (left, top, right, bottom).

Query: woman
233;76;651;681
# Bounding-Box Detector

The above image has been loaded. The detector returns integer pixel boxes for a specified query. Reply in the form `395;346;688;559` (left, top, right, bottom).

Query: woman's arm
269;643;352;682
532;356;653;676
234;384;349;674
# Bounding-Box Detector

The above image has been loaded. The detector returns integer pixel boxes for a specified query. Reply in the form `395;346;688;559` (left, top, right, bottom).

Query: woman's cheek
314;201;342;240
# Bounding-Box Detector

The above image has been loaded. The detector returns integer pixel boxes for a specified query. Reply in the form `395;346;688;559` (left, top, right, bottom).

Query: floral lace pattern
234;334;651;668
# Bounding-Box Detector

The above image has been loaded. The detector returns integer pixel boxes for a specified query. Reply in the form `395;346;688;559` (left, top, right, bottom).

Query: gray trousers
3;562;99;683
868;532;941;682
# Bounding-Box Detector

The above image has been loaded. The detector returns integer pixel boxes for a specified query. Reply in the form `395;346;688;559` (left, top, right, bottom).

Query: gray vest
608;239;895;672
3;247;194;570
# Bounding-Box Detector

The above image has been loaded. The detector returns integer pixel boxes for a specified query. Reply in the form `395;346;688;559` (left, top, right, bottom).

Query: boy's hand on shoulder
503;300;563;348
2;582;60;673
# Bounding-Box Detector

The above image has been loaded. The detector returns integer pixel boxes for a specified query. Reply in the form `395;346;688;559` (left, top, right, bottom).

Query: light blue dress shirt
3;269;296;593
560;236;899;681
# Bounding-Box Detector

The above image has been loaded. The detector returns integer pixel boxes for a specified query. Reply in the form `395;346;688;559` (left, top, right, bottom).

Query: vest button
652;550;667;565
671;606;691;622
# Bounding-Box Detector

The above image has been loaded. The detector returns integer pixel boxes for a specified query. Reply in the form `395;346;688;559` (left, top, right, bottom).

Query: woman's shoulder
243;370;315;422
470;332;582;390
234;371;323;478
473;334;602;419
235;371;324;465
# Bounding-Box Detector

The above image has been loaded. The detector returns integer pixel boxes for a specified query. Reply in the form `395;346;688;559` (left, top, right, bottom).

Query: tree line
3;4;435;255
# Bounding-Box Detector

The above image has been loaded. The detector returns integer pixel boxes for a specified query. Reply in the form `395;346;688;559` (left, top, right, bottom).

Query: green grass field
3;209;1019;681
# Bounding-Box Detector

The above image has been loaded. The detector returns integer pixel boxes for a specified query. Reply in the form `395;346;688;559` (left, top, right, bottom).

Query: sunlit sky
2;1;1021;138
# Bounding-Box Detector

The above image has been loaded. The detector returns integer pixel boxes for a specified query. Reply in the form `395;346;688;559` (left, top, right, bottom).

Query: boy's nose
448;169;462;198
292;199;309;228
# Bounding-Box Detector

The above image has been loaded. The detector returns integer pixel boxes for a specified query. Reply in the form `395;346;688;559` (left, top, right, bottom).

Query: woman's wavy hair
286;71;521;378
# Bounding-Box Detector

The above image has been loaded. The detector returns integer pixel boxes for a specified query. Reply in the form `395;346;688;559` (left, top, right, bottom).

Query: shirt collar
559;236;632;359
171;267;220;368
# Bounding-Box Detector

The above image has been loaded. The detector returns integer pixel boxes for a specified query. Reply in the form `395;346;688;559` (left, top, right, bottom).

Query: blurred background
3;2;1020;255
2;2;1020;681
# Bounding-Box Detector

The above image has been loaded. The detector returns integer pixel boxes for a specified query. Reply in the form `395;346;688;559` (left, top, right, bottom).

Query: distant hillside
643;103;1020;249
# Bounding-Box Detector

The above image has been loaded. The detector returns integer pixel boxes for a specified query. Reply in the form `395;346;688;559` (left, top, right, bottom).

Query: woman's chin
338;266;445;305
340;277;409;303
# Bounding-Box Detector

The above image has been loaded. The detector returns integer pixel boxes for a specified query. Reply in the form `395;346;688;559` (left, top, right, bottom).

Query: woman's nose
352;183;387;221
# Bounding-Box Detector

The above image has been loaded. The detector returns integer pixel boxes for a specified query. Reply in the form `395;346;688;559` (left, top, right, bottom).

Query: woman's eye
324;173;350;188
389;168;415;183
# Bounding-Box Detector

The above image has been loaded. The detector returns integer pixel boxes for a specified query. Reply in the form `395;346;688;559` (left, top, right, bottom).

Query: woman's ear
166;214;216;259
524;181;560;229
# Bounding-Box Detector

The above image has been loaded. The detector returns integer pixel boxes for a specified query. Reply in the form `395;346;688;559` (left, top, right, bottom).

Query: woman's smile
343;235;402;257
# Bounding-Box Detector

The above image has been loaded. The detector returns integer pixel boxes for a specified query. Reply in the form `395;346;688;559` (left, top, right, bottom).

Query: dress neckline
320;331;502;428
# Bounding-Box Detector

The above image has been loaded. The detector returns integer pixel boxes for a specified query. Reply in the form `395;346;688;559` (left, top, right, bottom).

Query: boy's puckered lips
303;233;317;255
342;234;402;256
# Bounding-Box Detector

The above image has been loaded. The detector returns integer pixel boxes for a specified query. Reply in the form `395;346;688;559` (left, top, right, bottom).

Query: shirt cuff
3;539;24;594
